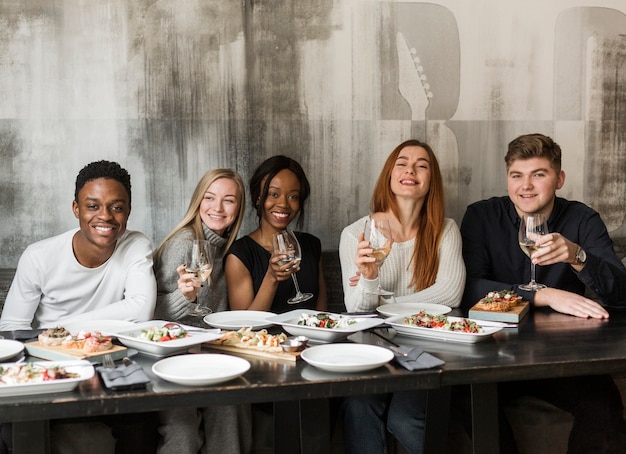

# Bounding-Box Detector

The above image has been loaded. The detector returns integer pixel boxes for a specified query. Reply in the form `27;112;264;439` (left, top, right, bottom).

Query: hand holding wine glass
518;213;548;291
185;239;214;316
364;216;394;296
272;230;314;304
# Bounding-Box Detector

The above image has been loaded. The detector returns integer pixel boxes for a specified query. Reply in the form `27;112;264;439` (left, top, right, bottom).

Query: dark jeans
342;391;427;454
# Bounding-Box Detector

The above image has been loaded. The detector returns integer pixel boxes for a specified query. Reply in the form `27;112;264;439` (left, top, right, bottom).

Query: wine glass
272;230;314;304
518;213;548;291
364;216;394;296
185;239;214;316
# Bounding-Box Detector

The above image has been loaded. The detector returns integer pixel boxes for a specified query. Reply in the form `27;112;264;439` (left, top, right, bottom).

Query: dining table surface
2;305;626;454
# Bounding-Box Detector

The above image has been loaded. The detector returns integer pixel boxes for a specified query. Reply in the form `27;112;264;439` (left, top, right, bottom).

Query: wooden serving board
25;341;128;363
469;301;530;324
204;342;301;362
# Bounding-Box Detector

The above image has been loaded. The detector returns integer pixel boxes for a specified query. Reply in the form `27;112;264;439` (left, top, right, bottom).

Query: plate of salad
385;312;502;344
115;321;223;357
266;309;385;342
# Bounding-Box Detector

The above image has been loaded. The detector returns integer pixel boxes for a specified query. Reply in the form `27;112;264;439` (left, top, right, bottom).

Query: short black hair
249;155;310;228
74;160;132;204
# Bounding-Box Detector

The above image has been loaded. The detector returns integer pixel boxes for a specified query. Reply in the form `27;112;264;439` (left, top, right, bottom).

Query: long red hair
370;139;445;290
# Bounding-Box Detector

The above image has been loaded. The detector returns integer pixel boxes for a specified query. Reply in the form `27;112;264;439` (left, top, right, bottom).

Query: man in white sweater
0;160;158;454
0;160;156;330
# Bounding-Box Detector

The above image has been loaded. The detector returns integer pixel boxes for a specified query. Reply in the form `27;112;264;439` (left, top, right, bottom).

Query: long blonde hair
154;169;246;262
370;139;445;290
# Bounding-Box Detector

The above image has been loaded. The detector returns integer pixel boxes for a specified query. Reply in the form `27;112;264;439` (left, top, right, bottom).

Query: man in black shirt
460;133;626;453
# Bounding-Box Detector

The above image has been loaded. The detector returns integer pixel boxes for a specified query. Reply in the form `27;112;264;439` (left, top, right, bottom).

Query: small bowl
281;336;309;352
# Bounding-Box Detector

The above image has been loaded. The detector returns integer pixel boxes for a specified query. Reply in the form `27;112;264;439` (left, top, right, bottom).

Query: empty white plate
301;344;393;373
203;311;276;330
152;353;250;386
0;339;25;362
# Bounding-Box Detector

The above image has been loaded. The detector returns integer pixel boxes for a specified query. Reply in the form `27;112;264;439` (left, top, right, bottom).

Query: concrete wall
1;0;625;267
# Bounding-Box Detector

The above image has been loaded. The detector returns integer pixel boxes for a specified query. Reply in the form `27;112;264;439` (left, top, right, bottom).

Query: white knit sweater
339;216;466;312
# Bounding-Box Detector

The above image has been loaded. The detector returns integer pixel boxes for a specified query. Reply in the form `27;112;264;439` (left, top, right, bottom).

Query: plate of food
115;321;224;357
265;309;385;342
386;312;502;343
0;360;95;397
203;311;276;330
0;340;25;362
376;303;452;317
301;344;394;373
152;354;250;386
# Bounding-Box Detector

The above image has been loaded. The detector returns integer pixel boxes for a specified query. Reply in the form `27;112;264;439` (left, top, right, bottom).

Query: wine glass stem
530;262;537;285
291;275;303;297
377;265;383;291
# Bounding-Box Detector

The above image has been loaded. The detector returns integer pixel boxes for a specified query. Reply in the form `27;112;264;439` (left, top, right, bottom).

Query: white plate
62;320;137;335
152;353;250;386
301;344;394;373
115;320;224;357
0;360;95;397
0;340;25;362
203;311;276;330
376;303;452;317
386;314;502;344
266;309;385;342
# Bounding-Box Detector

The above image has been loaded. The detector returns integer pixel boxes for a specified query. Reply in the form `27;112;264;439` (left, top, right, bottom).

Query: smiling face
389;145;431;200
260;169;301;231
199;177;240;236
507;157;565;218
72;177;131;260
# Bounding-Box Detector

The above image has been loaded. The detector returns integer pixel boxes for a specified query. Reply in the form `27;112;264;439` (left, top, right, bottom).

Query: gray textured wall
1;0;625;267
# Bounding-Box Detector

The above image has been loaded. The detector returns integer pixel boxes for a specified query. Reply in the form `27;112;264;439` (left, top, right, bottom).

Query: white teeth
95;226;114;232
400;180;417;185
273;212;289;218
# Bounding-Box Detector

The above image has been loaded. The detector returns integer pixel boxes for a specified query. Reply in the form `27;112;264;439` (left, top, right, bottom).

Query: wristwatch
570;246;587;266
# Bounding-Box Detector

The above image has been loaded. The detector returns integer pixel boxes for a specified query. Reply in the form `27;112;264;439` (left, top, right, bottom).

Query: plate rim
376;303;452;317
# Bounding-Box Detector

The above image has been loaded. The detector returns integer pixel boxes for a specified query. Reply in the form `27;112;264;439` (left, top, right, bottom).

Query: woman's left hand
354;232;378;279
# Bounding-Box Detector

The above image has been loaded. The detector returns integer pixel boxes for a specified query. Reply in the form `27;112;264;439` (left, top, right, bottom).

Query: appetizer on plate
138;323;191;342
296;312;357;329
404;312;484;333
0;363;80;385
39;327;114;353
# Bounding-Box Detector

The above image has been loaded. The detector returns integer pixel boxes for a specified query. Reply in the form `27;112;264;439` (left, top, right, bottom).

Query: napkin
394;346;445;371
97;361;150;391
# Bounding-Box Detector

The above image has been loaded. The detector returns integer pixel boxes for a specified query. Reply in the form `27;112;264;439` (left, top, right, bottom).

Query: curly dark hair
74;160;132;204
249;155;310;229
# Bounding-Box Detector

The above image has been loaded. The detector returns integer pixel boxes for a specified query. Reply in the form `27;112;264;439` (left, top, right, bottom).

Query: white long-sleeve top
339;216;466;312
0;229;157;330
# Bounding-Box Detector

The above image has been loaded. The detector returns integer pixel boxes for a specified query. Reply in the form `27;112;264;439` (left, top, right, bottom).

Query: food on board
39;327;113;352
212;327;288;352
473;290;523;312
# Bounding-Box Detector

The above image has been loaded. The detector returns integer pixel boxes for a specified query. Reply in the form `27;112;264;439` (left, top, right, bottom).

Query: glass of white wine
364;216;394;296
185;239;214;316
518;213;548;291
272;230;314;304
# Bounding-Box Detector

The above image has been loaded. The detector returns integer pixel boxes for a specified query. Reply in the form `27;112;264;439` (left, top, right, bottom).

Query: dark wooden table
3;307;626;454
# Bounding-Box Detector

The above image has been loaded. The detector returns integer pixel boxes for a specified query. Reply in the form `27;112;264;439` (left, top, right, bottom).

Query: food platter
152;354;250;386
115;321;223;357
376;303;452;317
0;360;95;397
203;311;276;330
385;314;502;344
266;309;385;342
0;340;25;362
300;344;394;373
